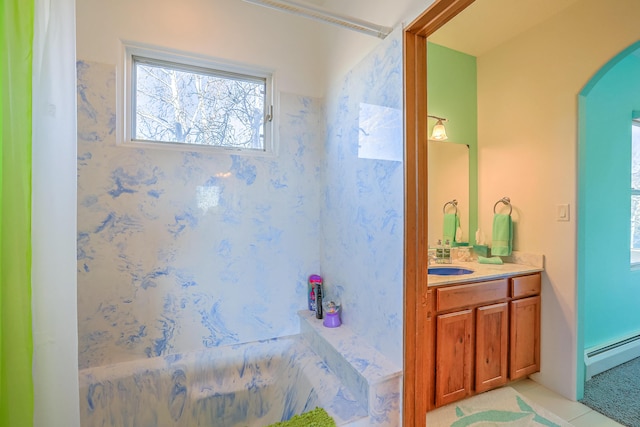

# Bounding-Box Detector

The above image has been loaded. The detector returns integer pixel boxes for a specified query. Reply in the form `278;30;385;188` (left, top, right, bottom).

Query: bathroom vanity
425;260;542;410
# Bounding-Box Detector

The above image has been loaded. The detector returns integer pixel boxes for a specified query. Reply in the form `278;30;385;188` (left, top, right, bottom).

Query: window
120;43;274;153
631;120;640;265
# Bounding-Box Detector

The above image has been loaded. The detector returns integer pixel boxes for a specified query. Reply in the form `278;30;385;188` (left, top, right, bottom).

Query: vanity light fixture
428;115;448;141
242;0;392;39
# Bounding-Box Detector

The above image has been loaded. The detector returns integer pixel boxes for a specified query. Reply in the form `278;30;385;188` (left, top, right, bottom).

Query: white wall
76;0;330;97
76;0;426;98
476;0;640;399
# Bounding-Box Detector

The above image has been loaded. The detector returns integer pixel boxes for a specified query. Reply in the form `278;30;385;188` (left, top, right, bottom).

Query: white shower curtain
32;0;79;425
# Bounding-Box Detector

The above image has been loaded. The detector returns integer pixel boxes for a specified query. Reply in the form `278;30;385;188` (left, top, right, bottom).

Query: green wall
578;42;640;397
427;42;478;243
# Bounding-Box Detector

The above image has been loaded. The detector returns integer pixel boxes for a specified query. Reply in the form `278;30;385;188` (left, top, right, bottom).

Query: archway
577;40;640;398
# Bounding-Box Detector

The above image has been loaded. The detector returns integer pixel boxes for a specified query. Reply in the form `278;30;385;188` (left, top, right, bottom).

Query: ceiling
428;0;580;56
275;0;581;56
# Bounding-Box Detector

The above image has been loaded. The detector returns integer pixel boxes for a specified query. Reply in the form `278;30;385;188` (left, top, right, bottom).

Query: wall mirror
425;39;478;248
427;141;469;246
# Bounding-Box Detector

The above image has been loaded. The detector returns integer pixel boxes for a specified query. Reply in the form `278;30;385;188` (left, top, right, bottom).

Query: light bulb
431;120;448;140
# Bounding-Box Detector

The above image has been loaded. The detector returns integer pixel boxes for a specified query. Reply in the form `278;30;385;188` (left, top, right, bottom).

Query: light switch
557;204;570;221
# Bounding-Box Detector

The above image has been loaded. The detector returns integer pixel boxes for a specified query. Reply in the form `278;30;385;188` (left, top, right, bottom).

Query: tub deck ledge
298;310;402;427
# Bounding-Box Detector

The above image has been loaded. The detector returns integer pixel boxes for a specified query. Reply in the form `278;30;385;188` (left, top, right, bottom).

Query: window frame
631;119;640;268
118;42;277;156
629;120;640;270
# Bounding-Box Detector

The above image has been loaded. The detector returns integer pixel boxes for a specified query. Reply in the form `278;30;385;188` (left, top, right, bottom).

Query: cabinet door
510;295;541;380
435;309;472;407
475;302;508;393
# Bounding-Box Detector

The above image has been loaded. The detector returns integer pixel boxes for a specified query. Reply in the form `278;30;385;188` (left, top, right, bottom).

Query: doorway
402;1;476;425
577;40;640;400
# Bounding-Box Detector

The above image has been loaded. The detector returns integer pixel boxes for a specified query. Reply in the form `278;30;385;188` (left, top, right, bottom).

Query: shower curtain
1;0;35;425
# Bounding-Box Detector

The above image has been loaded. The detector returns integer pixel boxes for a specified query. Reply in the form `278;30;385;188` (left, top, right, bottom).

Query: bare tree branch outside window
133;59;266;150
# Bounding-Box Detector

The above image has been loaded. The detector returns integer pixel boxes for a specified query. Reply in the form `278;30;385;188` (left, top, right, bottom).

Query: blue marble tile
321;28;404;368
77;62;323;369
298;311;401;426
77;25;404;426
79;336;367;427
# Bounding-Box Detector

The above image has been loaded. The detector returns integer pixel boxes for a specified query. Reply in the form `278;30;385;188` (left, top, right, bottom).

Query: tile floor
510;379;624;426
426;379;624;426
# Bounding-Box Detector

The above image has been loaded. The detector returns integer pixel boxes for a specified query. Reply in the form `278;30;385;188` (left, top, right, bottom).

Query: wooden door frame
402;1;476;425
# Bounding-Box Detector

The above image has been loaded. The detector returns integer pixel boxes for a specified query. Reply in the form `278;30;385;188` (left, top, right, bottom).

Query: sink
428;266;474;276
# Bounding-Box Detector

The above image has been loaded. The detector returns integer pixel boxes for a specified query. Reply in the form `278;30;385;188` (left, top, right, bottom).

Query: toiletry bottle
309;275;322;311
436;239;443;263
316;282;323;319
444;239;451;264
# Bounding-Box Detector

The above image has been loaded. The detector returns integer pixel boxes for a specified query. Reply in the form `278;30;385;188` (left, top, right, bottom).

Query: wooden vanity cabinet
430;273;541;409
510;274;541;380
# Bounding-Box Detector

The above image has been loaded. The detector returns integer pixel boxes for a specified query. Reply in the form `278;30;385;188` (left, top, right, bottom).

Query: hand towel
443;214;459;244
491;213;512;256
478;256;503;265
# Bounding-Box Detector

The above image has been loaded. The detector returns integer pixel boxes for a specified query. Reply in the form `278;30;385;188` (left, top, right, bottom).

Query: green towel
443;213;460;244
491;213;513;256
266;407;336;427
478;255;503;265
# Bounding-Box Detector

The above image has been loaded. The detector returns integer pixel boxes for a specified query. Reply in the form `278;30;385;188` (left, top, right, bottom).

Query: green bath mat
267;407;336;427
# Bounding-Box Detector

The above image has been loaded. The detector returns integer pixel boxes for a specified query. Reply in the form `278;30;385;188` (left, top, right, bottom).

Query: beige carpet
427;387;573;427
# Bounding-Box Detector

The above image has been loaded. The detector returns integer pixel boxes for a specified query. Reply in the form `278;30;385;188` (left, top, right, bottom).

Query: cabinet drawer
436;279;509;312
511;274;541;299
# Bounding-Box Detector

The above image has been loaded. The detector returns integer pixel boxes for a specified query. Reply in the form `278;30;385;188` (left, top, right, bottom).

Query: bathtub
79;335;367;427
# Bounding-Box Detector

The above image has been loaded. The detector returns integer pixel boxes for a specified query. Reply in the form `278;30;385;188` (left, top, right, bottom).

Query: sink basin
428;267;474;276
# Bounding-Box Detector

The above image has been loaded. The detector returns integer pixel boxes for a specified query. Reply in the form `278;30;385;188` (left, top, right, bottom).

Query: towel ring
493;197;512;215
443;199;458;214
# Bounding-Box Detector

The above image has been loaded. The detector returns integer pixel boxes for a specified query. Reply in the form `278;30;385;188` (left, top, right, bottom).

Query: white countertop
427;251;544;287
427;262;542;287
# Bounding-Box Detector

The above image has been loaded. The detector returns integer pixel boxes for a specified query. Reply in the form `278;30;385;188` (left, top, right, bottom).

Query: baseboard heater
584;332;640;380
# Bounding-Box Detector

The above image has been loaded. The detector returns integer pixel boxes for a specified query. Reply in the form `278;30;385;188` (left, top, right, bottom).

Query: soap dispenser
444;239;451;264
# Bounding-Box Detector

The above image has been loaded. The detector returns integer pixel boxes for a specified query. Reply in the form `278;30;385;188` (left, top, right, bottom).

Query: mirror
428;141;469;246
426;40;477;247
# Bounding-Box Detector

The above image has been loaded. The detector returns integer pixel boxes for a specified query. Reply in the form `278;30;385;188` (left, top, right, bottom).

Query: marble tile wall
299;311;401;426
77;26;405;374
77;61;324;369
320;28;404;367
79;336;367;427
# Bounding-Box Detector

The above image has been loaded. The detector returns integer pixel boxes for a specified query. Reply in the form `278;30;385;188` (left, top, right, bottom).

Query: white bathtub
79;335;367;427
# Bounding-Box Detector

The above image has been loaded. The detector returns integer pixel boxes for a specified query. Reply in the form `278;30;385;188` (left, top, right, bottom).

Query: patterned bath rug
266;407;336;427
427;386;573;427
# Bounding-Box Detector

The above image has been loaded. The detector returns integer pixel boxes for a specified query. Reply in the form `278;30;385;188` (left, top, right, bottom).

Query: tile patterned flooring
425;379;625;426
510;379;624;427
